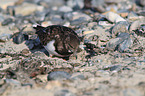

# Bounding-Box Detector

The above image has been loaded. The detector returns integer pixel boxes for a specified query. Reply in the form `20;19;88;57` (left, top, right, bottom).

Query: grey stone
70;72;85;80
106;32;133;52
111;21;129;37
1;18;13;26
67;0;84;10
5;79;21;86
63;12;73;21
58;6;73;13
0;33;12;42
122;88;142;96
54;89;76;96
13;32;25;44
70;17;87;25
51;17;64;25
71;12;91;21
47;71;71;81
0;14;5;23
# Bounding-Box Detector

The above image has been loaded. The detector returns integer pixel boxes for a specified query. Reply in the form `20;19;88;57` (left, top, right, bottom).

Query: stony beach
0;0;145;96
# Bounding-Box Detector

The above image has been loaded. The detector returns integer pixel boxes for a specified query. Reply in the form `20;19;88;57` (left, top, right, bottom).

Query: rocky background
0;0;145;96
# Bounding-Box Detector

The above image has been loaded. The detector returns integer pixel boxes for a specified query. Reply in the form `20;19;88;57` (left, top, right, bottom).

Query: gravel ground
0;0;145;96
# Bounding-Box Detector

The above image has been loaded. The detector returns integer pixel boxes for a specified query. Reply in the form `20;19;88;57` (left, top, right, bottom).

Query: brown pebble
21;49;30;55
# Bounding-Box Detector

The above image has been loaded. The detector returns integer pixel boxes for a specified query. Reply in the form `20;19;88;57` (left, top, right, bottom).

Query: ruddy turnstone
33;25;80;58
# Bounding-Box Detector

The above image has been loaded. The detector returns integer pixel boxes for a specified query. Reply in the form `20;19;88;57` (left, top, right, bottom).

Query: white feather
44;40;68;57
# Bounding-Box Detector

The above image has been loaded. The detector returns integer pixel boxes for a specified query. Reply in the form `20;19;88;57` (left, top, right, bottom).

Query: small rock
1;18;13;26
109;65;122;72
111;21;129;37
51;17;64;25
70;72;85;80
129;18;145;32
14;2;44;16
58;6;73;13
54;89;76;96
106;32;132;52
36;74;48;82
34;11;46;21
105;12;126;23
121;88;142;96
21;49;30;55
47;71;71;81
70;17;87;25
95;70;110;76
0;33;12;42
67;0;84;10
0;14;5;25
72;12;91;21
128;12;139;21
5;79;21;86
98;21;113;26
63;12;73;21
13;32;26;44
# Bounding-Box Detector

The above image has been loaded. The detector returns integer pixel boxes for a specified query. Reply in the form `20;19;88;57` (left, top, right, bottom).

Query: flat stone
106;12;126;23
47;71;71;81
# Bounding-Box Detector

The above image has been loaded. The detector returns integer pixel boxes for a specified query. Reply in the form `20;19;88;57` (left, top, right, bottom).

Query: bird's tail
33;24;47;34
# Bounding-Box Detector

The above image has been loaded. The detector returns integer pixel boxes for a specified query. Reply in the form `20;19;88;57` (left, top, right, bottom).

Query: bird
33;25;80;58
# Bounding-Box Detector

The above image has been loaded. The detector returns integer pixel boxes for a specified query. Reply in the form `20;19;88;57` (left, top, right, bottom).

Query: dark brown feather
34;25;80;56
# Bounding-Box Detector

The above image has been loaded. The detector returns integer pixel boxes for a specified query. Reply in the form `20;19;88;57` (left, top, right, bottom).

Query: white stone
106;12;126;23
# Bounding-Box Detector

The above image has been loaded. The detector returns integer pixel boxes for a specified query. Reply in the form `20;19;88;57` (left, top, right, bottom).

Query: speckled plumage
33;25;80;57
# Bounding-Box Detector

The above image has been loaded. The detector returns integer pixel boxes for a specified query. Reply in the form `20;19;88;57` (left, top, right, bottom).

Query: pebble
54;89;76;96
47;71;71;81
121;88;142;96
0;33;12;42
51;17;64;25
70;17;87;25
105;12;126;23
14;2;44;16
67;0;84;9
4;79;21;86
72;12;91;21
129;18;145;32
0;14;5;25
95;70;110;76
58;6;73;13
13;32;25;44
1;18;13;26
109;65;122;72
127;12;139;21
111;21;129;37
107;32;132;52
70;72;85;80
